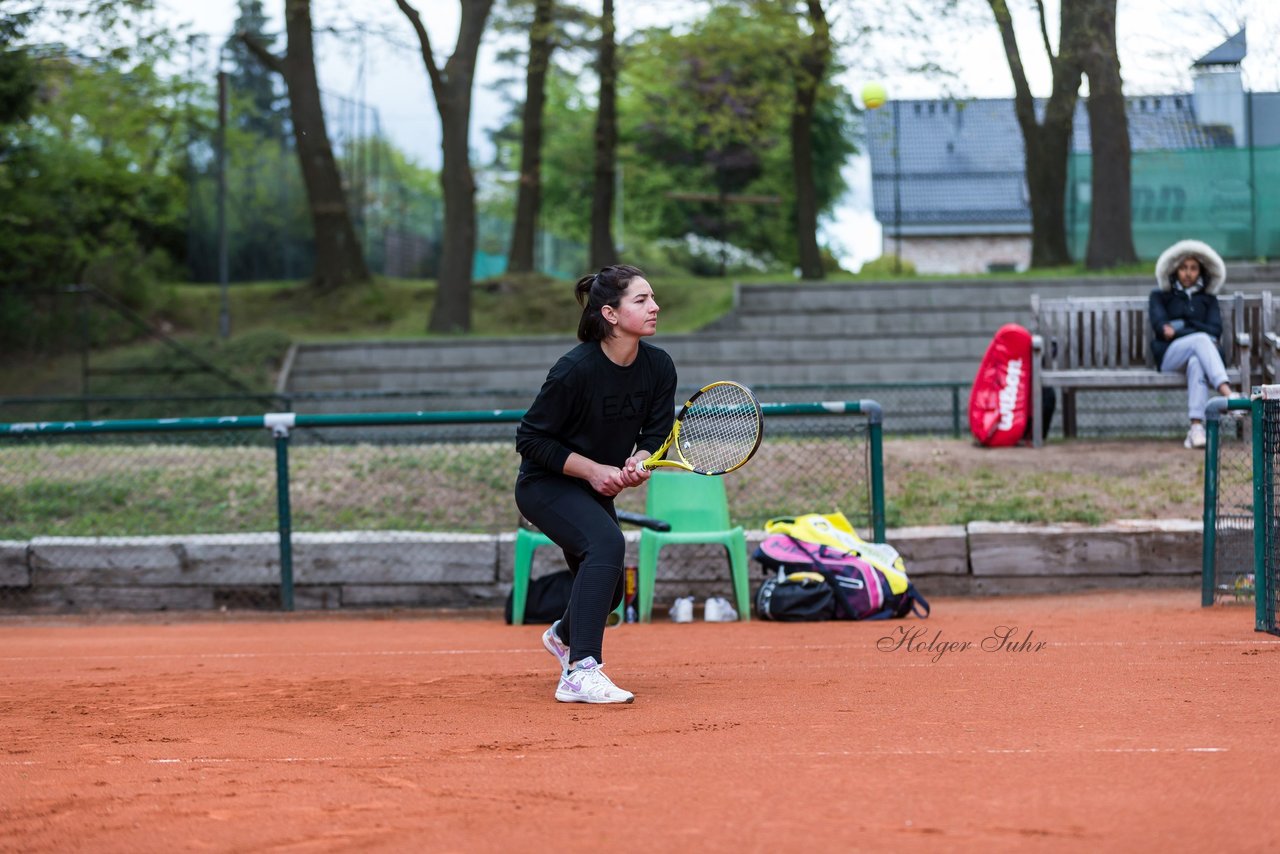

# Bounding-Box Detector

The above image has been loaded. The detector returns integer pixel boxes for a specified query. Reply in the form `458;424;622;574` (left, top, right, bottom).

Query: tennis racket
638;381;763;475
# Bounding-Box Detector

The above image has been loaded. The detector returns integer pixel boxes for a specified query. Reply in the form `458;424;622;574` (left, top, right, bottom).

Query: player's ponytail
576;264;645;342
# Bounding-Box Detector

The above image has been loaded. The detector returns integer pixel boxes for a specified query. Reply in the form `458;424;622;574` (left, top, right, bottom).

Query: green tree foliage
0;10;38;133
223;0;285;138
497;69;592;246
0;6;190;353
523;6;857;272
186;100;312;284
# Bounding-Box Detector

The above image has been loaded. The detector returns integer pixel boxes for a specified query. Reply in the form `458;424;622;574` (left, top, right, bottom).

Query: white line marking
811;746;1231;756
0;648;537;662
0;639;1276;664
0;747;1231;769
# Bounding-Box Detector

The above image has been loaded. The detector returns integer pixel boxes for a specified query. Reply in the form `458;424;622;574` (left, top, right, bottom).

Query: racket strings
678;384;762;473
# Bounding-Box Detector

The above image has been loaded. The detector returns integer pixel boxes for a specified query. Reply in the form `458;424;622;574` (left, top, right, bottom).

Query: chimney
1191;28;1247;146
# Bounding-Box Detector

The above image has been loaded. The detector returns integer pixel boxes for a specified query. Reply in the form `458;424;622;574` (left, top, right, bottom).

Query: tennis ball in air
861;82;887;110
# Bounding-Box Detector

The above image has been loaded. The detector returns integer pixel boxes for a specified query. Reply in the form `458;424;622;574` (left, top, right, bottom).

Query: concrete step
291;331;995;371
721;308;1031;336
291;337;573;372
279;276;1280;408
729;278;1140;314
729;278;1279;315
286;357;982;400
285;334;993;392
285;383;970;417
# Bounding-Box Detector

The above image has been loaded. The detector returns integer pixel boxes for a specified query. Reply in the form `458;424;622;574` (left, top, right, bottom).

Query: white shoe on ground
554;656;634;704
704;596;738;622
542;620;570;673
669;596;695;623
1184;422;1207;449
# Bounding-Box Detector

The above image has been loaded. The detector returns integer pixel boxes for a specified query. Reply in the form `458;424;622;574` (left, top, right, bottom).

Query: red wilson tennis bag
969;323;1033;447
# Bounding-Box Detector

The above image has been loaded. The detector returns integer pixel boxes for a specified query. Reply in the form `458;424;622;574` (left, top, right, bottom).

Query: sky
153;0;1279;271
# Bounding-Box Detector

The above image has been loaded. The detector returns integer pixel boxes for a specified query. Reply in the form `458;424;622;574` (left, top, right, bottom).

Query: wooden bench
1029;292;1272;447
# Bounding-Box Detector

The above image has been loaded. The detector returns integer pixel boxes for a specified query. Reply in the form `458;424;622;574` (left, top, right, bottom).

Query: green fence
1069;145;1280;261
0;401;883;614
1202;396;1255;609
1202;392;1278;633
1;381;1217;442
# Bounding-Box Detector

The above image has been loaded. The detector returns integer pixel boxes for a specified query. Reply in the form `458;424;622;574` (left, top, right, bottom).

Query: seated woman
1149;239;1238;450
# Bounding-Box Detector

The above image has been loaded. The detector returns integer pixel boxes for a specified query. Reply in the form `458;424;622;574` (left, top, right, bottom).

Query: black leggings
515;473;625;665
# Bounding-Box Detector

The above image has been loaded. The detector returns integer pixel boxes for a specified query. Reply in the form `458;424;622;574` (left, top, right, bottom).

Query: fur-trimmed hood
1155;239;1226;295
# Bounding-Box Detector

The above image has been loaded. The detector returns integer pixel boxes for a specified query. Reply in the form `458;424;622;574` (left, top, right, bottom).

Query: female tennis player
515;264;677;704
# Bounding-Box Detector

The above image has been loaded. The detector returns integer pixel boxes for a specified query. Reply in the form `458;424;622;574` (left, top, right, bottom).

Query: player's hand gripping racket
638;381;763;475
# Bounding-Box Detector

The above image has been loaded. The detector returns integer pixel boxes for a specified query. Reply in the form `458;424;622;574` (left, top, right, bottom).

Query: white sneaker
554;656;634;704
669;596;694;623
704;596;738;622
542;620;570;673
1184;422;1207;449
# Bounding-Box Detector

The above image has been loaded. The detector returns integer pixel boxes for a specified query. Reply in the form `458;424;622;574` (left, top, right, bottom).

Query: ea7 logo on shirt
602;392;648;419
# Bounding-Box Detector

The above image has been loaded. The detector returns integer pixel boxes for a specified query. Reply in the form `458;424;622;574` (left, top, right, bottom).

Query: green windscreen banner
1067;145;1280;260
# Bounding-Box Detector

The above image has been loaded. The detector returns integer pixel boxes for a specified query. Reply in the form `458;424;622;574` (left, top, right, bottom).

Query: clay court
3;589;1277;852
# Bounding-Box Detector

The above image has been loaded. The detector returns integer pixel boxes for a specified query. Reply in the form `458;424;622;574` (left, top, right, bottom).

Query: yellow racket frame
638;380;763;475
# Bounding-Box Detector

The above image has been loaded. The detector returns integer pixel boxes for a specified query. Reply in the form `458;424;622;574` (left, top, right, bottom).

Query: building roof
1193;28;1246;67
864;93;1272;233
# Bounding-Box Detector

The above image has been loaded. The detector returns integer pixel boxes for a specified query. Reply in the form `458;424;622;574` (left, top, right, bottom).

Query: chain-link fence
2;382;1228;441
0;427;282;611
1206;401;1255;606
186;80;585;284
1259;398;1280;635
0;402;880;615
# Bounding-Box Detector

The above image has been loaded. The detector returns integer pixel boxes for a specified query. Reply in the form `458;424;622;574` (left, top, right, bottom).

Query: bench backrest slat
1032;293;1263;374
1099;307;1112;368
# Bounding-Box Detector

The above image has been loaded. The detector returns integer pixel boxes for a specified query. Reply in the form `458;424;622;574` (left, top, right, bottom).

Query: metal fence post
1252;399;1267;631
951;386;961;438
861;399;886;542
1202;399;1224;607
266;413;296;611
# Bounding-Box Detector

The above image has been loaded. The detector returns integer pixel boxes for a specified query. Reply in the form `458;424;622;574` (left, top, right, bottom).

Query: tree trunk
435;86;478;332
241;0;371;291
986;0;1084;268
790;0;829;280
396;0;492;333
589;0;617;270
507;0;555;274
1079;0;1137;269
1023;112;1075;269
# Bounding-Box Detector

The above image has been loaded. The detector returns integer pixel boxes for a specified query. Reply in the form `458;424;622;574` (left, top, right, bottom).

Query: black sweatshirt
516;340;677;478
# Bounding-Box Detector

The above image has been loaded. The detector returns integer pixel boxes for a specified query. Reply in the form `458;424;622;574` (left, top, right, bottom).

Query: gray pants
1160;332;1228;421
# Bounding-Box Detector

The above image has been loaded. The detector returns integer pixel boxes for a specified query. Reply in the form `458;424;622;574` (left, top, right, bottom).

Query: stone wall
0;520;1204;614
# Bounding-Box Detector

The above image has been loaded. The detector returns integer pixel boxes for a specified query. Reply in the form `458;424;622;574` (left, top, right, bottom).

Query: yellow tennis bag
763;512;911;595
758;512;929;620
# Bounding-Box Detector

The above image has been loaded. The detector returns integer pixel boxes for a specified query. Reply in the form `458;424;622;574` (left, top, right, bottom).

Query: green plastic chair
510;527;556;625
510;527;624;626
636;470;750;622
